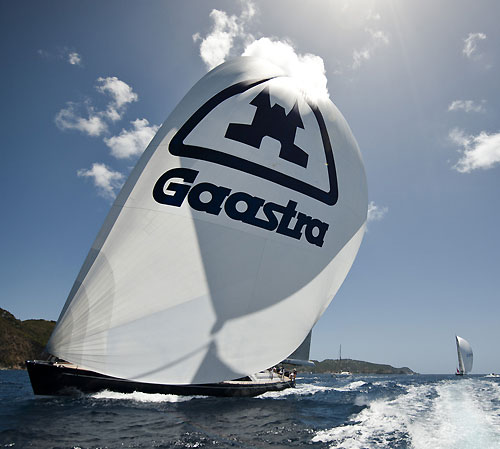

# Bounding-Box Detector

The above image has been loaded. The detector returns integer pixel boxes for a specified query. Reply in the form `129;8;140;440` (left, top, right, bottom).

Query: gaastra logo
225;86;309;169
168;79;339;206
153;168;329;247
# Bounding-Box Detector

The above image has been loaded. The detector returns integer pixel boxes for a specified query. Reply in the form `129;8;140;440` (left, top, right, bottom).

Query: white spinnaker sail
456;335;473;374
47;57;367;384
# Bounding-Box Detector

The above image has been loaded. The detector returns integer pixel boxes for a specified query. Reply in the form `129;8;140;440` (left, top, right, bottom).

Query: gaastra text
153;168;329;247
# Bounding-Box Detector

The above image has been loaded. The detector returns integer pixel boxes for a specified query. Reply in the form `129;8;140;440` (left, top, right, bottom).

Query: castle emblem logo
168;78;339;206
225;86;309;169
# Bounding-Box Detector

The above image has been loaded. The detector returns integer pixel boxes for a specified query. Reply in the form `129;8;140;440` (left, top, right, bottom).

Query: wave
257;383;336;399
332;380;367;392
91;390;201;403
312;382;430;448
258;379;369;400
312;378;500;449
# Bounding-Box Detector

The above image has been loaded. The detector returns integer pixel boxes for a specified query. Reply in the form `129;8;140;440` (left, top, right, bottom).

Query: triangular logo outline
169;78;338;206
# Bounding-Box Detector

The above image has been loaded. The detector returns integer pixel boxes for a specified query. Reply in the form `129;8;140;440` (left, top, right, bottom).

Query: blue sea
1;370;500;449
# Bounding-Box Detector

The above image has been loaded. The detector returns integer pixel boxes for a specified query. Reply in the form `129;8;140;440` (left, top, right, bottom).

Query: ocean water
1;371;500;449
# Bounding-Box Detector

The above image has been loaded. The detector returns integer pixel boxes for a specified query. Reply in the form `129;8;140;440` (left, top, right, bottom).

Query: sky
1;0;499;374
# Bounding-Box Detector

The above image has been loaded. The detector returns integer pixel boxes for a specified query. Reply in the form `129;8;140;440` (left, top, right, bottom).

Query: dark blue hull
25;360;294;397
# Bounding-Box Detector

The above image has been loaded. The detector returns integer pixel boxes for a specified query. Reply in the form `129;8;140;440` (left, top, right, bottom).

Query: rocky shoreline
0;308;55;369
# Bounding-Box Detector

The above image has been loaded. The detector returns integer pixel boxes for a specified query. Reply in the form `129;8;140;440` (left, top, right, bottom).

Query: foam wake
258;382;336;399
333;380;367;392
313;378;500;449
91;390;200;403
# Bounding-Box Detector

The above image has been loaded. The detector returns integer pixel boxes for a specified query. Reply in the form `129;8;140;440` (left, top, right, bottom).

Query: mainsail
456;335;473;374
47;57;367;385
283;330;314;366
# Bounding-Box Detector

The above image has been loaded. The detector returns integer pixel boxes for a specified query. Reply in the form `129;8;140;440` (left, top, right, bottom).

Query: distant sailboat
336;344;351;375
455;335;473;376
26;57;367;397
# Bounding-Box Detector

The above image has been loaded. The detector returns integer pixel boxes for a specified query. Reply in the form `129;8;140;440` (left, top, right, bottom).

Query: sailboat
455;335;473;376
26;57;367;397
336;344;351;375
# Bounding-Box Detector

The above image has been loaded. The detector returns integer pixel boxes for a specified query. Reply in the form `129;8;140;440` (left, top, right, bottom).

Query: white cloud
450;128;500;173
195;2;329;102
243;38;329;101
104;118;159;159
352;27;390;69
96;76;138;122
463;32;486;58
55;77;138;136
55;102;108;136
352;49;371;69
367;201;388;222
96;77;138;110
37;48;84;66
196;6;252;70
323;6;389;72
77;163;124;199
448;100;486;113
68;52;82;66
56;78;157;198
239;0;256;22
449;127;469;147
367;28;390;45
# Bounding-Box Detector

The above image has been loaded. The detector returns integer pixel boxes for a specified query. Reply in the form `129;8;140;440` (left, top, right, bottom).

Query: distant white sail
47;57;367;385
456;336;473;374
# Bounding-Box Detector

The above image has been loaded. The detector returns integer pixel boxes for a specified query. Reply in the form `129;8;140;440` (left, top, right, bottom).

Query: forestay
47;57;367;384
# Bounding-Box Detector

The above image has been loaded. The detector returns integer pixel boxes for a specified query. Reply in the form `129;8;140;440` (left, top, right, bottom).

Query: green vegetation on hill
291;359;415;375
0;308;55;369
